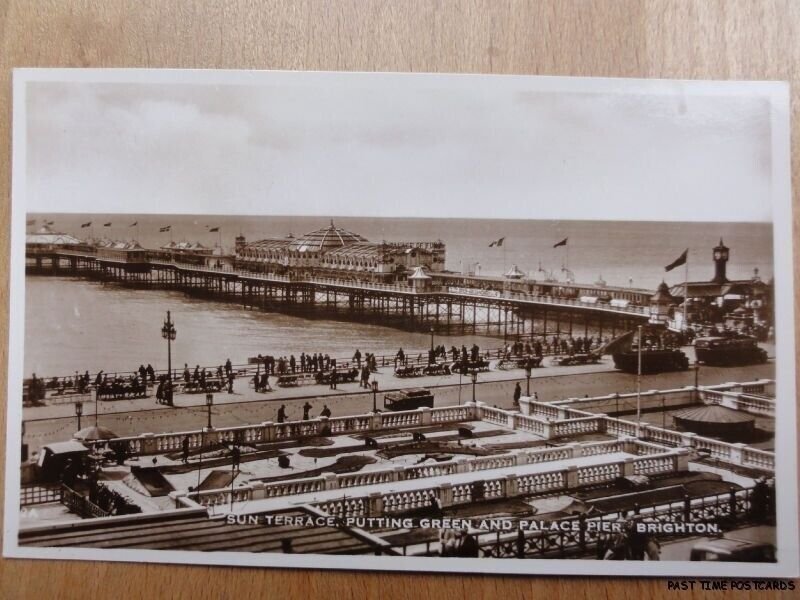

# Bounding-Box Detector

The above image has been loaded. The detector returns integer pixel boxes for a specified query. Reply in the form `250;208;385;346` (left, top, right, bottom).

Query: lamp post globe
524;363;532;397
75;401;83;431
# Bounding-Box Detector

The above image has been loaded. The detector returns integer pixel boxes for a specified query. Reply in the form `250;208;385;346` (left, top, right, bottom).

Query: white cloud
22;72;776;222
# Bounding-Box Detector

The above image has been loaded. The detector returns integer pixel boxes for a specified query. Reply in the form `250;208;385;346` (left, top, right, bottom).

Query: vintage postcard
4;69;797;578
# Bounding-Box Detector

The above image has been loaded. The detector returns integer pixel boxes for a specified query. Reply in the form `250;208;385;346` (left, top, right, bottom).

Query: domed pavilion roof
289;221;368;253
651;281;674;304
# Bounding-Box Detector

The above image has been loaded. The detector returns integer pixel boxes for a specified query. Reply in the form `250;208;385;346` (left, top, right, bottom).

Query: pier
26;246;650;340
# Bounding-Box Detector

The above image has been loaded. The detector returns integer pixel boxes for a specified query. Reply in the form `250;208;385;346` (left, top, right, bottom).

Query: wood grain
0;1;798;598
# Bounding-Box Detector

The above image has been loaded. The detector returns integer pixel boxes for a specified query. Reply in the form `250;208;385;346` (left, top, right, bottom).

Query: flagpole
636;324;642;432
683;251;689;332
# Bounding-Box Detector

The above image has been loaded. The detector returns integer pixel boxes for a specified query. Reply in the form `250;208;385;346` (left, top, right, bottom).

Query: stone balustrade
310;449;687;518
599;415;774;473
86;404;478;456
549;379;775;415
184;438;640;507
700;390;775;417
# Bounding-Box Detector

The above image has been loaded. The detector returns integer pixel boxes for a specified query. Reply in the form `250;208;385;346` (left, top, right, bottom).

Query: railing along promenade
31;248;650;317
27;345;527;395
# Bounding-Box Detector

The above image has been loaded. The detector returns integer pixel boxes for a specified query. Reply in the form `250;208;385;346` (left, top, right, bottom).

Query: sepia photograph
5;69;796;578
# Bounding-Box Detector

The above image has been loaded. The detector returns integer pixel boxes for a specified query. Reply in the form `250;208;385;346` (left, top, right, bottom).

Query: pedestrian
302;401;312;420
277;404;287;423
181;436;190;464
513;382;522;406
231;445;241;471
329;369;338;390
353;349;362;368
227;372;234;394
320;405;331;418
225;358;232;377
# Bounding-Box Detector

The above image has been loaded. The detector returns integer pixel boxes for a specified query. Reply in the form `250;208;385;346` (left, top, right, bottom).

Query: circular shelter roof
289;221;368;253
673;404;754;425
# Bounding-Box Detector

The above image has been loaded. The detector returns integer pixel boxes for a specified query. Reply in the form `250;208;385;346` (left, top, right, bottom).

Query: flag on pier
553;237;568;248
159;225;172;232
209;227;220;232
129;221;138;227
103;222;112;227
665;249;688;272
489;237;505;247
81;222;92;228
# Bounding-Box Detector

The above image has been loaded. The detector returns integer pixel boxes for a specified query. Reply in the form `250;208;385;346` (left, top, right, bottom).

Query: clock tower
712;238;729;284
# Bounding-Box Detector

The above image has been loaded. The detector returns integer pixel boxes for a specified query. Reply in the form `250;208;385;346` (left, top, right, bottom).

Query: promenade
22;353;774;455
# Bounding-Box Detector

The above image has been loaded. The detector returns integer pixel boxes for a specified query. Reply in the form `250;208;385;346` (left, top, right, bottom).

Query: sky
20;70;779;222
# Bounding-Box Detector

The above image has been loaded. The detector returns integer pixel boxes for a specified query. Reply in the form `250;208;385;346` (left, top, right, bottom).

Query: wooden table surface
0;1;798;598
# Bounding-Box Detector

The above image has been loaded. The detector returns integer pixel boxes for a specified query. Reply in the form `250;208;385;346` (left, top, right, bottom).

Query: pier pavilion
667;240;772;335
234;221;447;283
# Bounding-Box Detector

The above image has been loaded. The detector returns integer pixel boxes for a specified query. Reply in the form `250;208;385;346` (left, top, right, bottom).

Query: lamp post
430;325;435;353
75;401;83;431
371;379;379;413
161;311;177;406
206;393;214;428
471;371;478;404
524;362;532;397
694;359;700;402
